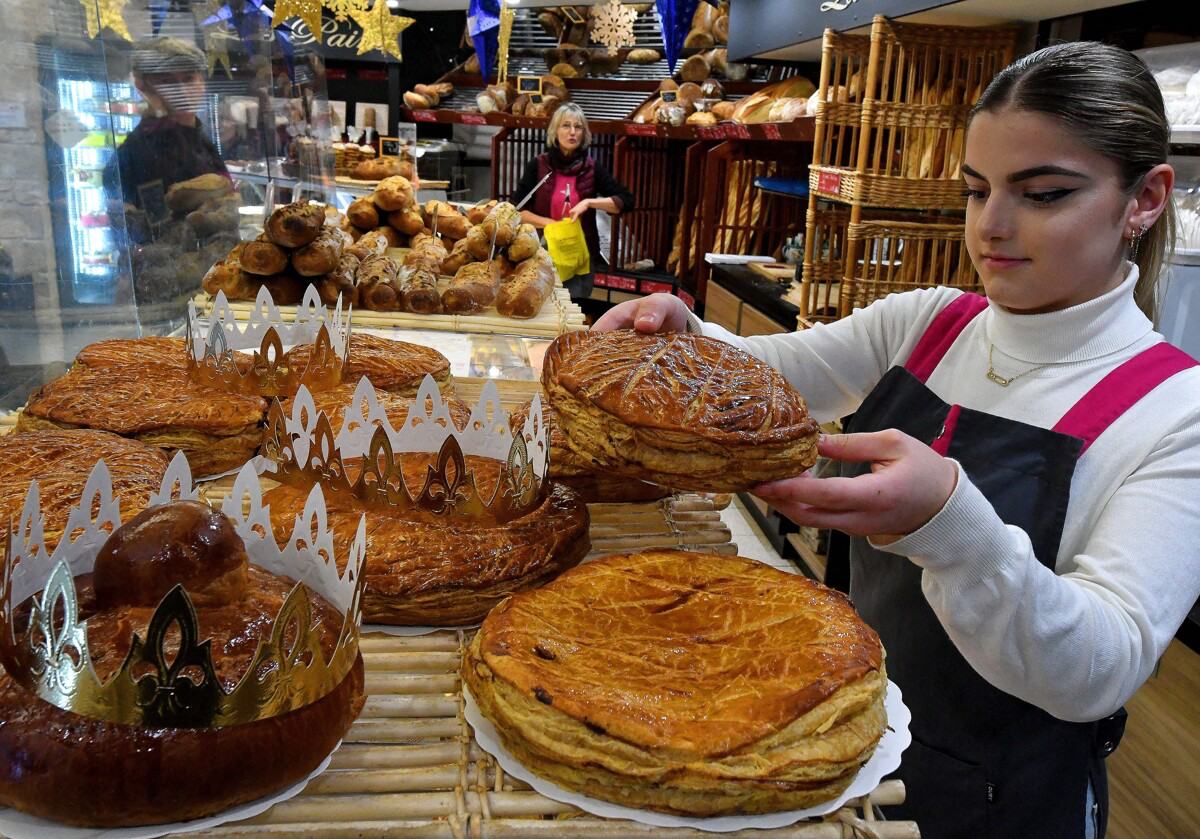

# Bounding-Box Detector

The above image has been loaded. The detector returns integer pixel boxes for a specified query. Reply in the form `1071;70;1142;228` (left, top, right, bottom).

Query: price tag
762;123;782;140
529;93;544;104
380;136;401;156
732;124;751;139
462;113;487;125
627;123;658;137
678;289;696;310
411;110;436;122
817;169;844;195
641;280;674;295
661;90;678;103
698;124;720;139
612;275;639;292
517;75;543;95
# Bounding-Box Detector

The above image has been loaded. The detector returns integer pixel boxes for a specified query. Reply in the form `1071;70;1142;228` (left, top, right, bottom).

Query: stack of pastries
15;334;452;475
542;329;820;492
0;500;365;827
464;549;888;816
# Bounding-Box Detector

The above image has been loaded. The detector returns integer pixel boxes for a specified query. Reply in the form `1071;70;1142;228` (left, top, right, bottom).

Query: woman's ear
1126;163;1174;235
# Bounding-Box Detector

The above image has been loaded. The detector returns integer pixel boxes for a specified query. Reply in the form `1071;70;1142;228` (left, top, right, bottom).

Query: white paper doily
364;622;480;637
0;743;340;839
464;681;911;833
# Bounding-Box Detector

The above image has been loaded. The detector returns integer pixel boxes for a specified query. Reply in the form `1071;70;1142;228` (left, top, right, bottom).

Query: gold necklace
987;343;1052;387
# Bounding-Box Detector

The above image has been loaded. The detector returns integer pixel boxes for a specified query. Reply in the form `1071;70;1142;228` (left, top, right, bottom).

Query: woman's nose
973;193;1014;241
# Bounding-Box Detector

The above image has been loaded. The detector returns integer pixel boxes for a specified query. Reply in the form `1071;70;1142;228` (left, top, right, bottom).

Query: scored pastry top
284;332;451;395
543;330;819;446
477;550;884;759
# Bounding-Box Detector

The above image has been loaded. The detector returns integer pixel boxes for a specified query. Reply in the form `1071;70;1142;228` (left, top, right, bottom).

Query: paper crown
262;375;550;525
186;286;351;397
0;453;367;729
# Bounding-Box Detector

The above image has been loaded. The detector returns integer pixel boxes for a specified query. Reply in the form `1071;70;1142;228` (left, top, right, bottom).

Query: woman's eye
1026;189;1075;204
963;187;987;201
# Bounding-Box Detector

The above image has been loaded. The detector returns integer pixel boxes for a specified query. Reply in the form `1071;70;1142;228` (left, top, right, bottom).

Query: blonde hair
546;103;591;152
971;42;1175;323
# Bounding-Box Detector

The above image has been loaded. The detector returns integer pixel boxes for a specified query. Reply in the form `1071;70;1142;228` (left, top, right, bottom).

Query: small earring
1129;223;1148;261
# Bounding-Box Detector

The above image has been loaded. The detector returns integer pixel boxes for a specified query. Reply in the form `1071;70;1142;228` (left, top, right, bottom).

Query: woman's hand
753;430;958;539
568;198;592;222
592;292;691;333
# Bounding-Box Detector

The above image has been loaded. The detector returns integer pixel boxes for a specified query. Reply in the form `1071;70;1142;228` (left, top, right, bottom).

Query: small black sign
529;94;544;104
517;75;543;94
380;136;400;157
560;6;586;24
660;90;678;103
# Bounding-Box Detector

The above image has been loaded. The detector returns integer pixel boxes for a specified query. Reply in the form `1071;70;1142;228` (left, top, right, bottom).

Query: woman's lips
983;255;1030;270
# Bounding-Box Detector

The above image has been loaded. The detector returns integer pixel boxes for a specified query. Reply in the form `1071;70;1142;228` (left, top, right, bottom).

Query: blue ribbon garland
467;0;500;79
655;0;701;75
202;0;295;83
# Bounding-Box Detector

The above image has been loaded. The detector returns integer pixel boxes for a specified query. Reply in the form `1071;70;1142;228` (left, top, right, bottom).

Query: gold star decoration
590;0;638;55
81;0;132;41
272;0;324;42
204;25;236;79
348;1;413;60
323;0;368;23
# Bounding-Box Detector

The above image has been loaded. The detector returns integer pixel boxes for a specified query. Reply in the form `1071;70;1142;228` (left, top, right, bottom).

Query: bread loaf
497;249;557;318
399;265;442;314
346;228;391;261
711;100;737;120
507;223;540;262
480;202;521;247
424;201;471;240
442;260;501;314
767;97;807;122
680;54;711;83
687;111;718;125
465;225;495;261
441;238;477;274
628;48;661;64
373;176;415;212
346;197;380;230
292;226;347;276
511;94;531;116
265;202;323;248
374;225;404;248
494;254;517;280
713;14;729;43
677;82;703;114
467;200;498;225
404;233;448;273
357;255;402;310
403;91;431;109
352;156;402;181
241;239;290;275
261;274;305;305
388;207;425;236
413;84;441;107
314;252;360;307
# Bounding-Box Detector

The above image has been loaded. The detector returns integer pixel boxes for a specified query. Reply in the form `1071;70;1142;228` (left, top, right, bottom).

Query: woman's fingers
592;294;687;333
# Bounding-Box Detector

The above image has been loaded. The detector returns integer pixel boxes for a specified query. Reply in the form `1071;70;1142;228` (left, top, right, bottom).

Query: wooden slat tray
335;176;452;189
182;631;916;838
191;287;586;339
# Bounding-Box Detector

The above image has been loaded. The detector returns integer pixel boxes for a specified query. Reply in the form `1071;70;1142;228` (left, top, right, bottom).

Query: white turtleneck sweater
697;265;1200;722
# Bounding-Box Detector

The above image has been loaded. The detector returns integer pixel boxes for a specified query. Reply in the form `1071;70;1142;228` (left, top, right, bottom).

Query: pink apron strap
905;293;989;383
1053;342;1199;455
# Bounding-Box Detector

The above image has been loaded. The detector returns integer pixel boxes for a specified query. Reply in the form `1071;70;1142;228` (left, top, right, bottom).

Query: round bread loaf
463;550;887;816
542;330;820;492
0;500;365;827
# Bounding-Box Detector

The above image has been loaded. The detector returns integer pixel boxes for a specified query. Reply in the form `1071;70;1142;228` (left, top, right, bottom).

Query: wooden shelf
786;532;827;582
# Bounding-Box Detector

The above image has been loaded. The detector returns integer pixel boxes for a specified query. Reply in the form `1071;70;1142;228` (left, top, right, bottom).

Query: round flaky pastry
542;330;819;492
283;332;452;396
464;550;887;816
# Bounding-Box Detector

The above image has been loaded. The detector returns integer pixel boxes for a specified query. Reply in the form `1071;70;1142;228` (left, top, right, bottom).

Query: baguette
373;176;415;212
314;252;360;307
497;249;556;318
398;265;442;314
357;255;402;310
441;237;477;274
374;225;404;248
441;260;501;314
241;238;290;275
265;201;323;248
464;224;494;261
506;223;540;262
404;233;448;273
261;273;305;305
346;228;391;261
388;206;425;235
403;91;431;109
292;226;347;276
423;200;471;240
494;253;517;280
467;200;498;225
346;196;381;229
479;201;520;247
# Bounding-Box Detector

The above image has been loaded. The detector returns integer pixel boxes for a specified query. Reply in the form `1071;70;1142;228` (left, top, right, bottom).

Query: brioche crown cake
0;456;367;827
464;550;887;816
542;330;820;492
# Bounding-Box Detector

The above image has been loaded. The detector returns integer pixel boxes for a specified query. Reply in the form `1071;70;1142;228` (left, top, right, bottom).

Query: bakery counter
704;263;801;336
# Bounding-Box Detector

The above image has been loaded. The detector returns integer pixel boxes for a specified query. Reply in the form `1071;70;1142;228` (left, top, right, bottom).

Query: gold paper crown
262;376;550;525
186;286;351;398
0;454;367;728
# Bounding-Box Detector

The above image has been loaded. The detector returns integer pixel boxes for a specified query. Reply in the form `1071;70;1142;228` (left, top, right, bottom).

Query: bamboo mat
181;630;916;838
191;286;586;339
0;411;16;435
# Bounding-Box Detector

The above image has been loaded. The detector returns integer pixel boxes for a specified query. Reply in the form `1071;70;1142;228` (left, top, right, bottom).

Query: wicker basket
842;217;981;314
809;15;1019;211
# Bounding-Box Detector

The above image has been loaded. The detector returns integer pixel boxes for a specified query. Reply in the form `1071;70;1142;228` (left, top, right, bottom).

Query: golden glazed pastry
73;336;190;371
264;447;589;625
282;332;452;397
0;501;365;827
281;381;472;435
0;430;170;552
17;364;266;476
464;550;887;816
542;330;820;492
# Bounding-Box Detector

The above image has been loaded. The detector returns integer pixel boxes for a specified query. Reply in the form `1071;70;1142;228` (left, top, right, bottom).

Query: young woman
512;103;635;302
594;42;1199;839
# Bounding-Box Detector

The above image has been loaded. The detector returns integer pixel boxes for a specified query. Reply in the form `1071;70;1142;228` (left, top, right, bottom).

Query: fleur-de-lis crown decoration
0;453;367;728
187;287;352;398
262;375;551;525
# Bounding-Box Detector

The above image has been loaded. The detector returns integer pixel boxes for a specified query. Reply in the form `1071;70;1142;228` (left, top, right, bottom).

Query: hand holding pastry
592;292;690;334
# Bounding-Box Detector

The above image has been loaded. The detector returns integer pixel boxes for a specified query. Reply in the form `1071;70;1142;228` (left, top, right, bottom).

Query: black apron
838;294;1195;839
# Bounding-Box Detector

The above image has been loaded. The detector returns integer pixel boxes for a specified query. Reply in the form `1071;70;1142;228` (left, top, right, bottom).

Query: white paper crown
263;375;551;524
186;287;352;396
0;453;367;728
